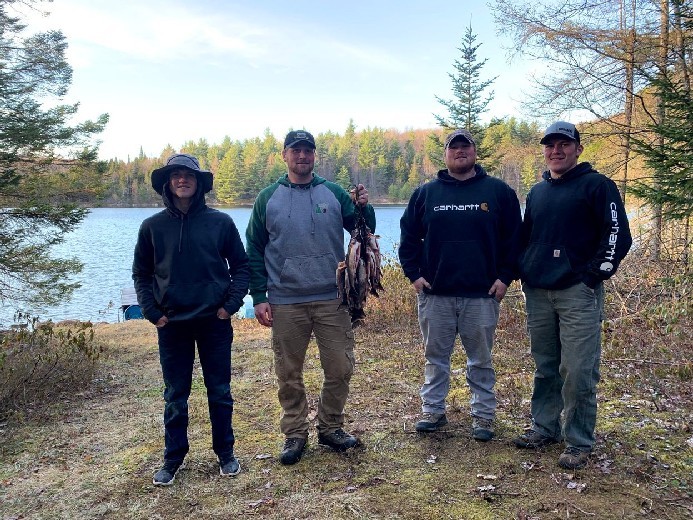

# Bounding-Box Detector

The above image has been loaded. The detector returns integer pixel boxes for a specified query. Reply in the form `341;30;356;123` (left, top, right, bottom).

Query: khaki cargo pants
271;299;356;438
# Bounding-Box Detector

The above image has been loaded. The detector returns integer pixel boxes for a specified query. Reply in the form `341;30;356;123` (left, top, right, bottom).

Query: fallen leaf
255;454;272;460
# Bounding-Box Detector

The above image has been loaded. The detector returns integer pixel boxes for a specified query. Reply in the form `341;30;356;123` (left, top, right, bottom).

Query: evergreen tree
0;0;108;309
335;165;352;190
629;72;692;220
430;24;497;165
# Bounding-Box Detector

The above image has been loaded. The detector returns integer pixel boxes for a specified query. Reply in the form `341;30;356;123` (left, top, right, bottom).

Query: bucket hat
151;153;213;194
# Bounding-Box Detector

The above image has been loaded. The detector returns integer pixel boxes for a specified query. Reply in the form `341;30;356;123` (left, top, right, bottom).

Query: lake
0;206;407;327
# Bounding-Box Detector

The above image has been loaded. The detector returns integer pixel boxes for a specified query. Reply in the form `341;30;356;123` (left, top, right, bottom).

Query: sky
20;0;539;161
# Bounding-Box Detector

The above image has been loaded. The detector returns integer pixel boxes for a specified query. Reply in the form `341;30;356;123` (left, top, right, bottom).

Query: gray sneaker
472;417;494;442
219;455;241;476
152;459;184;486
415;412;448;432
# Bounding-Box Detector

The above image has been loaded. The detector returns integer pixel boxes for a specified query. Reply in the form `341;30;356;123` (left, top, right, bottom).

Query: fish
337;192;383;327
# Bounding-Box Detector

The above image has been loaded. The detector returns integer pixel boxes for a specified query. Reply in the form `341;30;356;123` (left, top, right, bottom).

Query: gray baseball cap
540;121;580;144
444;129;476;148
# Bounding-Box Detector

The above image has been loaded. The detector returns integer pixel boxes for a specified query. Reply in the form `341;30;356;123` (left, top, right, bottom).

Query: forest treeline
97;118;550;206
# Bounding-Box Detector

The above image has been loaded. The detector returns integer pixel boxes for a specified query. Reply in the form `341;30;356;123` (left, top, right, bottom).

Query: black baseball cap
284;130;316;149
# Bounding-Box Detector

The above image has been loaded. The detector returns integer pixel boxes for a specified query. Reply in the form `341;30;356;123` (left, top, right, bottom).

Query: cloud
21;0;404;73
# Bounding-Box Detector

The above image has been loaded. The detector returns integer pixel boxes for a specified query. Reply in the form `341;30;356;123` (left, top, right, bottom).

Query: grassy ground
1;262;692;519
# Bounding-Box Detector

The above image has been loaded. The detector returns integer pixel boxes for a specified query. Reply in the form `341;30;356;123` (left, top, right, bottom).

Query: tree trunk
651;0;669;260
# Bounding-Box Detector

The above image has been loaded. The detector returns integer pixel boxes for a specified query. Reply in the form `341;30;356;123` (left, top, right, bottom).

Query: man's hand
217;307;231;320
155;315;169;328
350;184;369;207
488;279;508;302
412;277;431;294
254;302;273;327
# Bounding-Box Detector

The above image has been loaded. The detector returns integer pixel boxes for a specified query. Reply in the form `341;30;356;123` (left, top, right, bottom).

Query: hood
276;173;328;188
542;162;595;184
162;182;206;217
437;163;488;185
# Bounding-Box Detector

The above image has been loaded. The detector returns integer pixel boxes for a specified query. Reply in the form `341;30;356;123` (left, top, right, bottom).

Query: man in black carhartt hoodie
513;122;632;470
399;129;522;442
132;154;249;486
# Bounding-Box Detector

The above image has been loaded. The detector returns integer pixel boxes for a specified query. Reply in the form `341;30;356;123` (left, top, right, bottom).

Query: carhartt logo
600;262;614;272
315;203;328;214
554;250;561;258
296;131;308;139
433;203;486;211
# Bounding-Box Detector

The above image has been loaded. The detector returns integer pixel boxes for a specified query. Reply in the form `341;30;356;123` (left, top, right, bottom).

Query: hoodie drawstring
309;184;315;235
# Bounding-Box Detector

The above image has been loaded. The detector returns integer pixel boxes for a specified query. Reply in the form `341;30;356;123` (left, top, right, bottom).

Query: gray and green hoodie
246;174;376;305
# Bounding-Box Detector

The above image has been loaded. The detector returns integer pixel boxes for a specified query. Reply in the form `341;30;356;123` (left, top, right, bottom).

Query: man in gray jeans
514;121;632;469
399;129;522;441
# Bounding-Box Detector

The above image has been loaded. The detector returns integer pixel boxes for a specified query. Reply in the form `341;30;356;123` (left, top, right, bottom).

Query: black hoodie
132;182;250;324
520;162;632;290
399;165;522;297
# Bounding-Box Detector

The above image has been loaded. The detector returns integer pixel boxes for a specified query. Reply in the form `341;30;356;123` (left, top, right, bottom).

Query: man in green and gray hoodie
246;130;375;465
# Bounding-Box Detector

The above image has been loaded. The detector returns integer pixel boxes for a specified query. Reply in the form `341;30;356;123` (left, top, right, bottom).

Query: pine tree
430;24;497;166
0;0;108;310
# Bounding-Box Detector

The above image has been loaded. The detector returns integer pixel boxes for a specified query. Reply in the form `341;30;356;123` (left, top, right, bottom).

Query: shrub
0;313;102;419
362;257;418;332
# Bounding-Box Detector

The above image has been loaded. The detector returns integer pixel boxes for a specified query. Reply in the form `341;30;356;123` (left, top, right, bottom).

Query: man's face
543;138;583;177
445;139;477;175
169;169;198;199
282;145;316;180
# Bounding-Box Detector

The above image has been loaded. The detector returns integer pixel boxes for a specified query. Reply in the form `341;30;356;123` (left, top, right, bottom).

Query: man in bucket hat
133;153;250;485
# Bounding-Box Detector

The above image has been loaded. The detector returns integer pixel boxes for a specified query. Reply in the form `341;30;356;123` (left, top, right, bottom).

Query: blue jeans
157;316;235;462
417;294;500;420
522;282;604;450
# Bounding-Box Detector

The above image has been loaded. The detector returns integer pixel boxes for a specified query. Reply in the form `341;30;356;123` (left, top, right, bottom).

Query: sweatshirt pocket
279;253;337;295
519;243;574;287
428;240;492;293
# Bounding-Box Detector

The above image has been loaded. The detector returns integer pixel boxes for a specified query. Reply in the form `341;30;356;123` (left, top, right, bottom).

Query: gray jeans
522;282;604;450
417;293;500;420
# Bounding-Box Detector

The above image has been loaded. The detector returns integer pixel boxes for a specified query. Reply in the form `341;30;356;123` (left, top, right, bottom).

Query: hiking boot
279;437;307;465
472;417;495;442
558;447;590;469
513;429;558;449
219;455;241;476
317;428;360;451
152;459;184;486
415;412;448;432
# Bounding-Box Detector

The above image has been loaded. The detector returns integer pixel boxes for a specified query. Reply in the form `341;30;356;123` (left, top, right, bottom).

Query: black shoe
317;428;360;452
219;455;241;476
152;459;184;486
415;412;448;432
472;417;495;442
558;447;590;469
279;437;307;465
513;429;558;449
